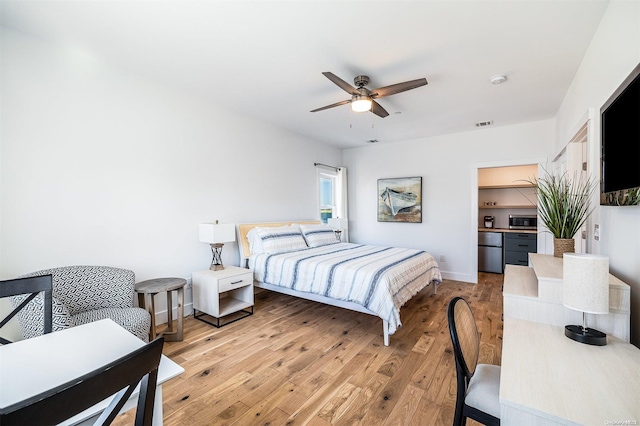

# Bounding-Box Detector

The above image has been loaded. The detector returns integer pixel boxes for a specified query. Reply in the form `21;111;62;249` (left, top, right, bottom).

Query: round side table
135;277;186;342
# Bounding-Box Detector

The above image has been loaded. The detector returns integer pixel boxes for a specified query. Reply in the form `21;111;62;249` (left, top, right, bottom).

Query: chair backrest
447;296;480;381
21;266;135;314
0;276;52;345
0;336;164;426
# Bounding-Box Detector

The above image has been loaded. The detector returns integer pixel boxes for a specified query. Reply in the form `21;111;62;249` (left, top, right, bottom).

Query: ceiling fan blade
322;72;359;95
310;99;351;112
370;100;389;118
370;78;428;99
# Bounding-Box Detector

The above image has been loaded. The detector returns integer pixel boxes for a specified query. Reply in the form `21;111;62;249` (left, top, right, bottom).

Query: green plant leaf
527;170;597;239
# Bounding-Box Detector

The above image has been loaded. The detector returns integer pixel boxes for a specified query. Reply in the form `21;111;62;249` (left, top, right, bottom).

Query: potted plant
528;171;597;257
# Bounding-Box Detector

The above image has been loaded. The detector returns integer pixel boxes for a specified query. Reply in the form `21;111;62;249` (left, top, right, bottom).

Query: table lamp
563;253;609;346
327;217;348;241
199;221;236;271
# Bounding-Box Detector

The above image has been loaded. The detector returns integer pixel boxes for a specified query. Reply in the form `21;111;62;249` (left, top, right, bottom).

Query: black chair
0;336;165;426
447;297;501;426
0;275;52;345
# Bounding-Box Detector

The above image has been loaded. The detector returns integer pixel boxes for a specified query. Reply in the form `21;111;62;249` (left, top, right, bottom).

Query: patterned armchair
12;266;151;342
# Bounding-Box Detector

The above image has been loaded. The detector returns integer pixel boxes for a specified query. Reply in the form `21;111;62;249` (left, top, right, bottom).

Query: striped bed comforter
249;243;442;335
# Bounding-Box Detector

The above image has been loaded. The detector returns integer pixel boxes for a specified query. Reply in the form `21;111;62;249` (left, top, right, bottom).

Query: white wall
343;120;554;283
554;0;640;346
0;28;341;339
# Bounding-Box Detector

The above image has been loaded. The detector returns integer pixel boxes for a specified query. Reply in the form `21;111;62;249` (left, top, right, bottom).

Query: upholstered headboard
237;220;321;265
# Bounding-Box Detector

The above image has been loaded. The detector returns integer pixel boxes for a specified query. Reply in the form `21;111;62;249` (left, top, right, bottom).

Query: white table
503;254;631;342
0;319;184;425
500;317;640;425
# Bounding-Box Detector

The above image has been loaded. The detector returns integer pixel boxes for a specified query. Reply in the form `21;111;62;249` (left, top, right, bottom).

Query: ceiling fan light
351;96;372;112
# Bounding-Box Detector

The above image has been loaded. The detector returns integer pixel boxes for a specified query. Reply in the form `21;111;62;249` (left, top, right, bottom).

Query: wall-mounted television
600;63;640;206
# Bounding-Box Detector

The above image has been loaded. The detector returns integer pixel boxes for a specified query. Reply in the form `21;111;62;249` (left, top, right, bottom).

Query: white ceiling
0;1;609;149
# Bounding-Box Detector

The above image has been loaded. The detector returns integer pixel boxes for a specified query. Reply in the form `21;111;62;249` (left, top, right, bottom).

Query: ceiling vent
475;120;493;128
367;139;379;144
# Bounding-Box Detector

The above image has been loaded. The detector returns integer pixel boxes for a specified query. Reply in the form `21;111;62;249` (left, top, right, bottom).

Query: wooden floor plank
113;273;503;426
233;380;299;425
315;381;362;424
277;370;332;415
333;373;390;426
382;383;424;426
359;350;426;424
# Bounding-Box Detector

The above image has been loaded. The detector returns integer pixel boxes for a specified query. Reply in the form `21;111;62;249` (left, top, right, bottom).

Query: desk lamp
199;221;236;271
327;217;348;241
563;253;609;346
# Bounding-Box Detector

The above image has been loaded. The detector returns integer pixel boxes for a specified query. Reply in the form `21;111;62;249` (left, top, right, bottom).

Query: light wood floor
116;273;503;426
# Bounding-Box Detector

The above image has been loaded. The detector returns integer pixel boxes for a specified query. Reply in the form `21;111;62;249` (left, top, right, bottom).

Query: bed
237;221;442;346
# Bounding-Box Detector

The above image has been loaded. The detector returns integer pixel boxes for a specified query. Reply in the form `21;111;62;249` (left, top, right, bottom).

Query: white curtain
336;167;349;242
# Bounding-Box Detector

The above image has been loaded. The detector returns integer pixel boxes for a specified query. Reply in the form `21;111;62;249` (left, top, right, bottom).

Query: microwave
509;215;537;230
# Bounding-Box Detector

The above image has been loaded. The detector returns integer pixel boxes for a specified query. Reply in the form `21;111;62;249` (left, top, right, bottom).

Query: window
318;173;336;224
315;166;348;241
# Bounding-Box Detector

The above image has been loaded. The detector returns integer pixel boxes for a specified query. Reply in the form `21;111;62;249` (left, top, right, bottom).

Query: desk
503;254;630;341
500;317;640;425
0;319;184;425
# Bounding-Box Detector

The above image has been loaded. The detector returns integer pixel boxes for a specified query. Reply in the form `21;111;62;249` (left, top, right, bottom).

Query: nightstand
192;266;254;327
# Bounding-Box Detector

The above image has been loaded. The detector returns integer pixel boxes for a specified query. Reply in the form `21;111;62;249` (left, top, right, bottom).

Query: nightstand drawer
218;272;253;293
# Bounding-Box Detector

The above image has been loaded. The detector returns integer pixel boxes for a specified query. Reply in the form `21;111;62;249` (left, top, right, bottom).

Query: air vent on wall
475;120;493;127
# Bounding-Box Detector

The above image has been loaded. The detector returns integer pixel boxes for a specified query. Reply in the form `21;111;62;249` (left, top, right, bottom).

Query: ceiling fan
311;72;428;118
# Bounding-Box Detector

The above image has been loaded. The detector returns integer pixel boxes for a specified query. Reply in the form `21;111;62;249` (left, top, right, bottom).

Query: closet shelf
478;184;534;189
479;205;537;209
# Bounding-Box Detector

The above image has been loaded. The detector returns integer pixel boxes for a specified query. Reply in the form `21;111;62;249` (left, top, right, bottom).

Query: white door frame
552;108;596;254
471;157;547;283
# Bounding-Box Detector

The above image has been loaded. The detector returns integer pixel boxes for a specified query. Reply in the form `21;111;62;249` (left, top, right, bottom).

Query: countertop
478;228;537;234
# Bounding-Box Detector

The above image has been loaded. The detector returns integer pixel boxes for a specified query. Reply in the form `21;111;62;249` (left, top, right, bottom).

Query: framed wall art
377;176;422;223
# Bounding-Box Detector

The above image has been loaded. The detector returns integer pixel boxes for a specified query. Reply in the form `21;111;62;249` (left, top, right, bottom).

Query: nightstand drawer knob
231;280;243;285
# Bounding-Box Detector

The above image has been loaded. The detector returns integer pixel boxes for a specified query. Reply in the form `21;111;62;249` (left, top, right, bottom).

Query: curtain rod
314;162;340;172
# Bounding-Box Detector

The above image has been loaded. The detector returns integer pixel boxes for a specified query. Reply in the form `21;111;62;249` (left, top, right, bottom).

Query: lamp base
209;243;225;271
564;325;607;346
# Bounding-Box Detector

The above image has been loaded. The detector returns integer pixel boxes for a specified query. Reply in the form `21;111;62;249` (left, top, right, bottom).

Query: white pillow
254;225;308;254
246;228;265;254
300;224;339;248
247;224;300;254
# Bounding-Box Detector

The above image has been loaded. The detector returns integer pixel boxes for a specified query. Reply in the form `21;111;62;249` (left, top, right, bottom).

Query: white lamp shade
351;97;372;112
563;253;609;314
199;223;236;244
327;218;348;230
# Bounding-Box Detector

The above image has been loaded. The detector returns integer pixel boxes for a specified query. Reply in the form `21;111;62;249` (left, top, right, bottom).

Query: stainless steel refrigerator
478;231;503;274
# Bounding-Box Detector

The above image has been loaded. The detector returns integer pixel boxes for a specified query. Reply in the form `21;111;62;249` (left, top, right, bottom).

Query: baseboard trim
440;271;476;283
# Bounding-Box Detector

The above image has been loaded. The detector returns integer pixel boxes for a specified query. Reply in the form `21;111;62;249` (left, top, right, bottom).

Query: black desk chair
0;336;165;426
447;296;501;426
0;275;52;345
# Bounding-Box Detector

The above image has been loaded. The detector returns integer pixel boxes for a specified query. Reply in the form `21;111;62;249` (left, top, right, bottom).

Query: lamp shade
563;253;609;314
351;95;372;112
327;218;348;230
199;223;236;244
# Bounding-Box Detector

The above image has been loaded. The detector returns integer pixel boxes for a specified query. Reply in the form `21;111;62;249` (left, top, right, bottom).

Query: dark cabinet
504;233;537;266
